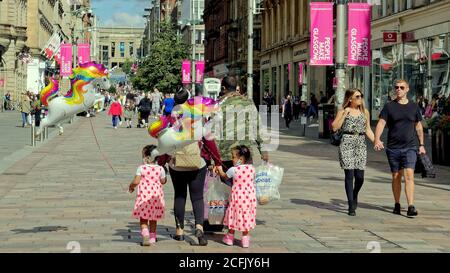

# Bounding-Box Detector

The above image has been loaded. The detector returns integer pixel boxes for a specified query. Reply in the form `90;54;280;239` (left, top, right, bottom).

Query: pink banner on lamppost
195;61;205;83
60;43;73;77
348;3;371;66
309;2;334;66
77;43;91;64
298;62;304;85
182;60;191;84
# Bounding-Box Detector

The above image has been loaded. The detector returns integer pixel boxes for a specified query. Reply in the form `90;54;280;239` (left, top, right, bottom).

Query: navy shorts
386;148;418;173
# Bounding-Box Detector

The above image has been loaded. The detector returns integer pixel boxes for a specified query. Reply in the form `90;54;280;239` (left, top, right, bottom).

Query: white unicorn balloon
37;62;110;135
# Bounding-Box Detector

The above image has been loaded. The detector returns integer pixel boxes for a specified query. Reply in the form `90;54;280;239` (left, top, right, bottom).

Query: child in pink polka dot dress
216;145;256;248
129;145;167;246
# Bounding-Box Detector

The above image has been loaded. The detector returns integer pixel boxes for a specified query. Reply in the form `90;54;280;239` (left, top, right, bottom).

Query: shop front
371;22;450;119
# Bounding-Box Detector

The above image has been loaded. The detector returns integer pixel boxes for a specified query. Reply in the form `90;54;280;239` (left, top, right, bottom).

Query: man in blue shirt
162;93;175;116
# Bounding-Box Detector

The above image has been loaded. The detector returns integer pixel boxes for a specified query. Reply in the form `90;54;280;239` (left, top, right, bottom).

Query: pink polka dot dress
132;164;166;220
223;165;257;232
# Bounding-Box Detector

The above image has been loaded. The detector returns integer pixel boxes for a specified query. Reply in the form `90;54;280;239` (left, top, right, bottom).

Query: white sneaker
114;126;117;129
119;121;122;125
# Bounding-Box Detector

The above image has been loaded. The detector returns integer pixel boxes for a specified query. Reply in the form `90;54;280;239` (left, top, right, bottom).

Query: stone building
97;27;144;70
204;0;229;78
0;0;28;102
26;0;76;94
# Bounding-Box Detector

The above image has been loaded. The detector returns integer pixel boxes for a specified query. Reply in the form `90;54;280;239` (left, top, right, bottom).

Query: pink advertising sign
348;3;371;66
182;60;191;84
60;43;73;77
77;43;91;64
309;2;334;66
298;62;303;85
195;61;205;83
0;79;4;87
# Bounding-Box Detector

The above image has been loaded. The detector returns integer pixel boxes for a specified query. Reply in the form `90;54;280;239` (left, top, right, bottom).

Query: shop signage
60;43;73;77
298;62;304;85
77;44;91;64
42;32;61;60
261;59;271;66
347;3;371;66
402;32;415;42
294;48;308;57
383;32;397;43
182;60;191;84
309;2;334;66
195;61;205;83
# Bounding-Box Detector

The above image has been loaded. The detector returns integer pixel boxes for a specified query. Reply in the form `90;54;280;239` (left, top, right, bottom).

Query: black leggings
344;169;365;207
169;166;207;229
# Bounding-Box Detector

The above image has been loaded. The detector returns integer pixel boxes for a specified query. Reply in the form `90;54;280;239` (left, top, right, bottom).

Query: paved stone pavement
0;112;449;253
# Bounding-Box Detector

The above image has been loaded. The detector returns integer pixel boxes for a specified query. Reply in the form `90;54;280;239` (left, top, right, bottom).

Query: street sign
383;32;397;43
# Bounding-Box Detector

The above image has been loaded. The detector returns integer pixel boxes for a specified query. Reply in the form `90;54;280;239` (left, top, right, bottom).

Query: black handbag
330;130;343;146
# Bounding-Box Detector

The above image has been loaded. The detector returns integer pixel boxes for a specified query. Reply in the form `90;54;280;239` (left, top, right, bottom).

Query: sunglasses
354;94;364;99
395;86;406;90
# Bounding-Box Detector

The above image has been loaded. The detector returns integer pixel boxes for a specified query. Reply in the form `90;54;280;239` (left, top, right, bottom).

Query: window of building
101;45;109;65
129;42;134;57
253;28;261;51
111;42;116;58
120;42;125;58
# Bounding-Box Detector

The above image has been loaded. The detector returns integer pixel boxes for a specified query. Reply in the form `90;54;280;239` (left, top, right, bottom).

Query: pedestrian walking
215;145;257;248
151;88;162;118
157;89;223;246
307;94;319;121
282;94;293;128
138;93;152;127
162;93;175;116
332;89;375;216
124;103;135;128
129;145;167;246
108;97;123;129
32;95;42;127
293;95;301;120
19;92;31;127
374;79;425;217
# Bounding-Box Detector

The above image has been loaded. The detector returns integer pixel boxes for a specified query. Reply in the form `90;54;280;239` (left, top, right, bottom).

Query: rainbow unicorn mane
40;77;59;107
64;62;109;106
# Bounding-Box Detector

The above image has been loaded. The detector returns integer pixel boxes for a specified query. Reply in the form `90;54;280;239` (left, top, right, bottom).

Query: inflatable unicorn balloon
148;96;220;159
37;62;110;135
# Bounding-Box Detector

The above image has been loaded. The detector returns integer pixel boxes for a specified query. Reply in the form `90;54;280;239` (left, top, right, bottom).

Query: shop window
111;42;115;58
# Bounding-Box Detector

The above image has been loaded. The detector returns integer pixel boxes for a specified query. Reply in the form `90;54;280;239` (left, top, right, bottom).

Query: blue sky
91;0;150;28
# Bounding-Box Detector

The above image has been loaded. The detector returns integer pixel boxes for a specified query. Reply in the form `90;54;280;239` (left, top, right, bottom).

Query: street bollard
31;121;36;147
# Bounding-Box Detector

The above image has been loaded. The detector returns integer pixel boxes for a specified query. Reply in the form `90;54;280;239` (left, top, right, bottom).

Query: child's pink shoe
241;235;250;248
141;229;150;246
149;233;157;244
222;233;234;246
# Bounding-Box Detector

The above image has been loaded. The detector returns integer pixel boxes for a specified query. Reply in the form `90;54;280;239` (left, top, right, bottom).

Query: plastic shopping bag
203;170;220;219
255;163;284;205
205;172;231;225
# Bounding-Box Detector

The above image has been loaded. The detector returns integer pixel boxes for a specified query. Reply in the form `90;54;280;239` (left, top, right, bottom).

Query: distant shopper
332;89;375;216
108;97;123;129
374;79;425;217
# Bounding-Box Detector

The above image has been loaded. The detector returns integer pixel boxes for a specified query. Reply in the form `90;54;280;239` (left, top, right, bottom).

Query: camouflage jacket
215;92;266;162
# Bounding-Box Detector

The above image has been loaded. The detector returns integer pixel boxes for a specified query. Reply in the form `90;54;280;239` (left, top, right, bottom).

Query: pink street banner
298;62;304;85
309;2;334;66
60;43;73;77
182;60;191;84
195;61;205;83
348;3;371;66
77;43;91;64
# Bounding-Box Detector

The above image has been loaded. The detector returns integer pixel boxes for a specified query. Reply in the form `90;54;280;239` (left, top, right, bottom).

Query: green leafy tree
122;59;133;75
132;20;190;93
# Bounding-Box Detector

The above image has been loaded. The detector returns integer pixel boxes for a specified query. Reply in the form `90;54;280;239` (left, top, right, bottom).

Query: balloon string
89;117;127;191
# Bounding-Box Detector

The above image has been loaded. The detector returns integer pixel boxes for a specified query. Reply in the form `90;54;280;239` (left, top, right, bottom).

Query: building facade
260;0;450;117
204;0;229;78
0;0;28;102
260;0;310;106
97;27;144;70
26;0;77;94
228;0;262;102
369;0;450;119
180;0;205;61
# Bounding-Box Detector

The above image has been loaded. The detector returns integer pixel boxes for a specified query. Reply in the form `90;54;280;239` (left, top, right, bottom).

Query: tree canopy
132;20;190;93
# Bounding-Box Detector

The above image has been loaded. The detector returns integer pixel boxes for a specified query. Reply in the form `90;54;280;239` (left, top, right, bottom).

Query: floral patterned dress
132;164;166;220
223;164;257;232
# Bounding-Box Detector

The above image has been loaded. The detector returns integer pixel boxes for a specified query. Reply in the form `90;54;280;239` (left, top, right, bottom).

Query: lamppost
335;0;347;110
179;1;202;94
